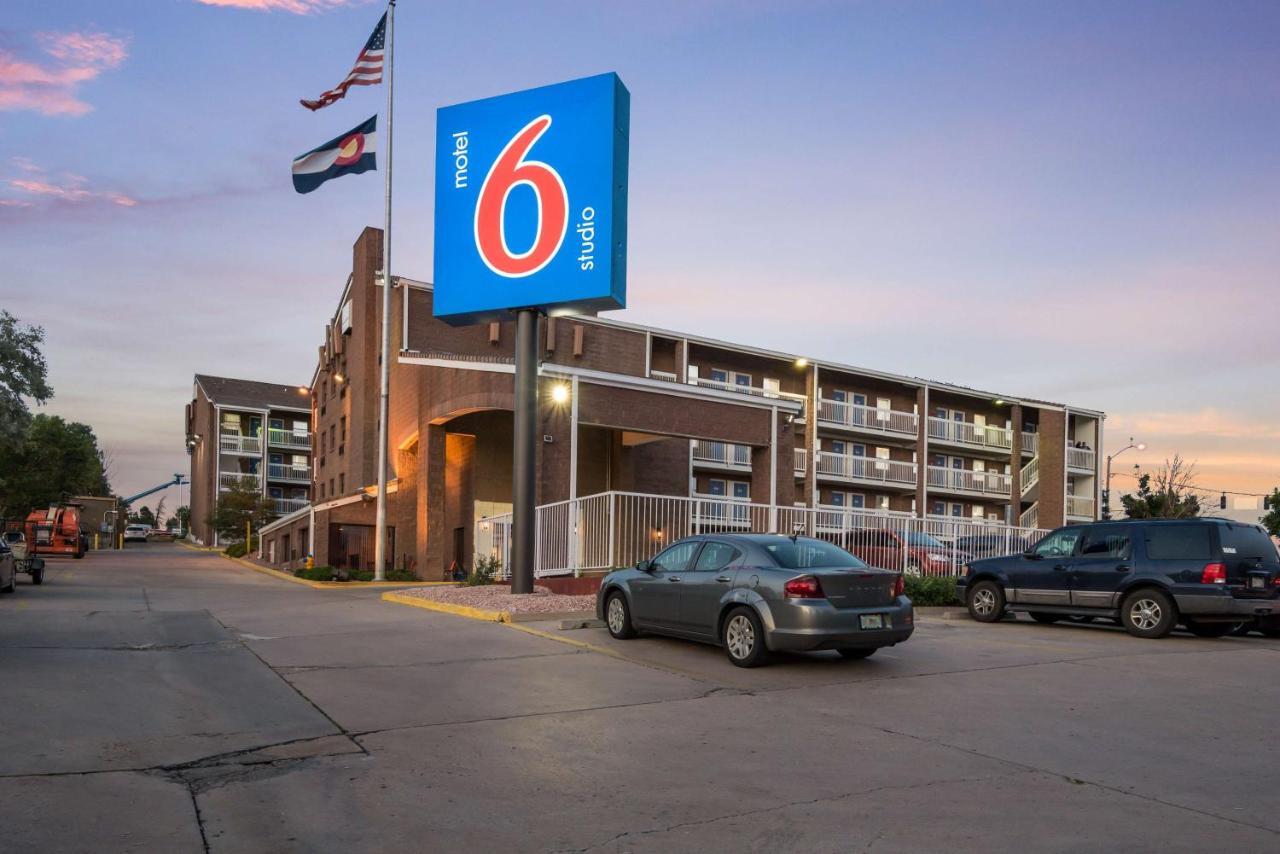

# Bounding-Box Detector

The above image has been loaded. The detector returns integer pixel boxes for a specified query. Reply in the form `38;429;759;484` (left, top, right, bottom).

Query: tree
1261;489;1280;537
209;480;275;543
174;505;191;535
0;414;111;518
1120;455;1203;519
0;310;53;451
131;506;156;526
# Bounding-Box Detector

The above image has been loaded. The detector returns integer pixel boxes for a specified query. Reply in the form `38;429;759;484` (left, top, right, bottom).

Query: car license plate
860;614;885;630
1250;577;1266;590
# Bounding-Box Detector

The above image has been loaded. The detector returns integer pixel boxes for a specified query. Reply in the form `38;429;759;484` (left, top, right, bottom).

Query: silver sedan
596;534;914;667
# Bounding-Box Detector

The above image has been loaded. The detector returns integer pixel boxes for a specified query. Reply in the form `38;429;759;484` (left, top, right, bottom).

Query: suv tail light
784;575;825;599
893;574;905;597
1200;563;1227;585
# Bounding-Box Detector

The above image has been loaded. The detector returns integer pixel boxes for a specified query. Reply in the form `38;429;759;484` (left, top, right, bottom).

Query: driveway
2;544;1277;852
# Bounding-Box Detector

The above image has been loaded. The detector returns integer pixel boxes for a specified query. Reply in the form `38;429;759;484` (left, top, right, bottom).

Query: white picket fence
473;491;1050;580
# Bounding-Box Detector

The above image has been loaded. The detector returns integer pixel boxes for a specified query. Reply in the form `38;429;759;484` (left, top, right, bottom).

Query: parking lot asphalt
2;543;1278;853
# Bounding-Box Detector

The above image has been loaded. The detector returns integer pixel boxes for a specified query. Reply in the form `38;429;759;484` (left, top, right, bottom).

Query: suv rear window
1144;525;1212;560
1218;524;1279;563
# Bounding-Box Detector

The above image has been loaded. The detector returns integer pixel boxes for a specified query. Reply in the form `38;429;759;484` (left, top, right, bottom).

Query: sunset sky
2;0;1277;510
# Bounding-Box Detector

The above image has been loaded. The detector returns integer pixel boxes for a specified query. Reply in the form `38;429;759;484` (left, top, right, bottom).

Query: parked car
3;531;45;585
0;538;15;594
954;533;1034;560
597;534;913;667
957;519;1280;638
123;524;150;543
844;528;972;576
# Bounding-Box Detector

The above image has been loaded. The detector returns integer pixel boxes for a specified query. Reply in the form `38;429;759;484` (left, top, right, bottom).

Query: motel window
329;478;335;496
875;495;889;511
732;482;750;500
932;501;946;515
830;492;845;507
875;447;890;460
850;494;866;509
340;416;347;441
339;473;345;493
830;390;847;403
293;420;307;436
319;483;325;499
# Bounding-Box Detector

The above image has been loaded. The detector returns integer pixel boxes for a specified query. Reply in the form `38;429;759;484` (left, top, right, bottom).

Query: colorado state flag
292;115;377;194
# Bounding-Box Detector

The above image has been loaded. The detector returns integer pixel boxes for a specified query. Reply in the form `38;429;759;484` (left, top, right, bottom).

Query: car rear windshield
1218;524;1279;563
763;540;867;569
905;532;944;548
1144;525;1212;560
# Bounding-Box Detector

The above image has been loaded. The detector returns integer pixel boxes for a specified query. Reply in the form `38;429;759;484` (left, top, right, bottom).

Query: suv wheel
1120;589;1176;639
722;606;769;668
604;592;637;640
967;580;1006;623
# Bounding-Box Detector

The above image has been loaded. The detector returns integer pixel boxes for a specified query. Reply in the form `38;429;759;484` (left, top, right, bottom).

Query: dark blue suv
955;519;1280;638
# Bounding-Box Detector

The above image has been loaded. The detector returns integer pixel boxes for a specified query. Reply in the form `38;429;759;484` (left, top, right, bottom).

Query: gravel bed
397;584;596;614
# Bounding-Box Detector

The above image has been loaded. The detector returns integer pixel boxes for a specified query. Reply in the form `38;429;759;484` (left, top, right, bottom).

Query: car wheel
604;591;637;640
2;576;15;594
837;647;876;660
966;580;1006;623
1066;615;1095;624
1228;622;1254;637
30;566;43;585
722;606;769;668
73;550;84;559
1120;589;1177;639
1258;628;1280;639
1183;619;1232;638
1028;612;1061;624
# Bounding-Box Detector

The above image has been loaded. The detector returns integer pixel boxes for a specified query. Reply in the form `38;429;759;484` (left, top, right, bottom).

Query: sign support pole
374;0;396;582
511;308;538;594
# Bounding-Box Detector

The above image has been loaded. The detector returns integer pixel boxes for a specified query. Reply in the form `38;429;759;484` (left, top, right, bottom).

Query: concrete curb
215;553;456;590
382;591;509;621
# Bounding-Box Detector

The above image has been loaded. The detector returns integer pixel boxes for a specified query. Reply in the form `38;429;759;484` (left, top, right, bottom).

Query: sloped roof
194;374;311;411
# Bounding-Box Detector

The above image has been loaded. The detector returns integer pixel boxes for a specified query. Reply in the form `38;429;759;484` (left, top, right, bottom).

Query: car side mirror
636;559;653;573
1023;550;1041;560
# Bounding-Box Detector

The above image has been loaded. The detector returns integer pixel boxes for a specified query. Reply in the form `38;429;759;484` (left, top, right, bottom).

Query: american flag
300;12;386;111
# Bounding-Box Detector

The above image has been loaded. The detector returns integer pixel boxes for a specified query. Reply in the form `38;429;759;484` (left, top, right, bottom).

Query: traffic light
1219;494;1227;510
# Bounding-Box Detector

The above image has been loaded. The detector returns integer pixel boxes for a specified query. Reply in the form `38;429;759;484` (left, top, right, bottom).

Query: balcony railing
927;417;1013;452
648;369;678;382
272;498;309;515
689;492;758;528
219;471;261;490
814;505;915;531
268;428;311;450
1021;431;1039;456
219;433;262;455
817;399;917;437
815;452;917;486
1067;447;1096;471
926;514;1006;527
1019;503;1039;529
1066;494;1095;518
267;463;311;483
690;440;751;470
1020;455;1039;496
926;466;1012;497
687;375;807;407
794;448;807;475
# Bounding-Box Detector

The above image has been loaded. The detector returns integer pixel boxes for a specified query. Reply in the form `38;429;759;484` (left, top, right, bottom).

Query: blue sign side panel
432;73;630;326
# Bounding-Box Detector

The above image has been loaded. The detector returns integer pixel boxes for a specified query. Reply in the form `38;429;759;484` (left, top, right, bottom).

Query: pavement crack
275;649;578;674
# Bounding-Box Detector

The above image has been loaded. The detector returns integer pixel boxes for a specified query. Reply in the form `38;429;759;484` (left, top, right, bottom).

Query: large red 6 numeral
473;115;568;278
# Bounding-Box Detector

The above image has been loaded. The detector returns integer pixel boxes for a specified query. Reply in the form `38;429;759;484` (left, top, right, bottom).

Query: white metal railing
219;471;261;490
1021;431;1039;455
690;440;751;470
927;466;1012;496
648;369;677;382
219;433;262;454
1066;494;1095;518
1020;456;1039;495
686;375;807;407
816;452;917;486
267;463;311;482
1019;503;1039;529
817;398;917;437
794;448;807;475
927;417;1013;451
1067;447;1096;471
473;491;1050;580
268;428;311;449
272;498;309;515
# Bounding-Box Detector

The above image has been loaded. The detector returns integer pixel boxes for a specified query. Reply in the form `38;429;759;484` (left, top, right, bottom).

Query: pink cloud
194;0;368;13
2;160;138;209
0;31;128;116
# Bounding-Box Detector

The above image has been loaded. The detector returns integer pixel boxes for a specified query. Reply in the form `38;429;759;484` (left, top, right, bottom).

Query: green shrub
223;536;258;558
466;555;501;586
293;565;419;583
904;575;960;607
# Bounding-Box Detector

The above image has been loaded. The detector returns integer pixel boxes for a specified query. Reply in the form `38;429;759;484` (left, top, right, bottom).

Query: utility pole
1103;436;1145;520
510;309;538;594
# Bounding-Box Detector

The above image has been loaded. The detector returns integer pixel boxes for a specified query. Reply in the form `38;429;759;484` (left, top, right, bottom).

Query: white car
124;524;150;543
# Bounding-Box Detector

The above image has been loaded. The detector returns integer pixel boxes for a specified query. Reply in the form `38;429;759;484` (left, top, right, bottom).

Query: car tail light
784;575;825;598
1200;563;1227;585
893;574;905;597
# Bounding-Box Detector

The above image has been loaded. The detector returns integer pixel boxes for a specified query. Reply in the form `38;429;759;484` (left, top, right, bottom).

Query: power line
1110;469;1275;498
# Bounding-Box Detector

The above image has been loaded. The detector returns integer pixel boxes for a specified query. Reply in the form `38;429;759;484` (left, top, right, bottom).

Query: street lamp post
1103;436;1146;520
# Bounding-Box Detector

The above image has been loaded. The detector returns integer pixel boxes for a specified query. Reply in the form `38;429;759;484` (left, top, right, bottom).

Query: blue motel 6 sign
433;73;630;325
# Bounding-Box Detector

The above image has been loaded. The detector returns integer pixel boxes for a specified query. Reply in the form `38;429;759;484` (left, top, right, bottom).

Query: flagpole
374;0;395;581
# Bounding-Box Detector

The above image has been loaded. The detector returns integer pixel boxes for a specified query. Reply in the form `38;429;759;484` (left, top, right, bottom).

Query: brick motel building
258;227;1105;579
